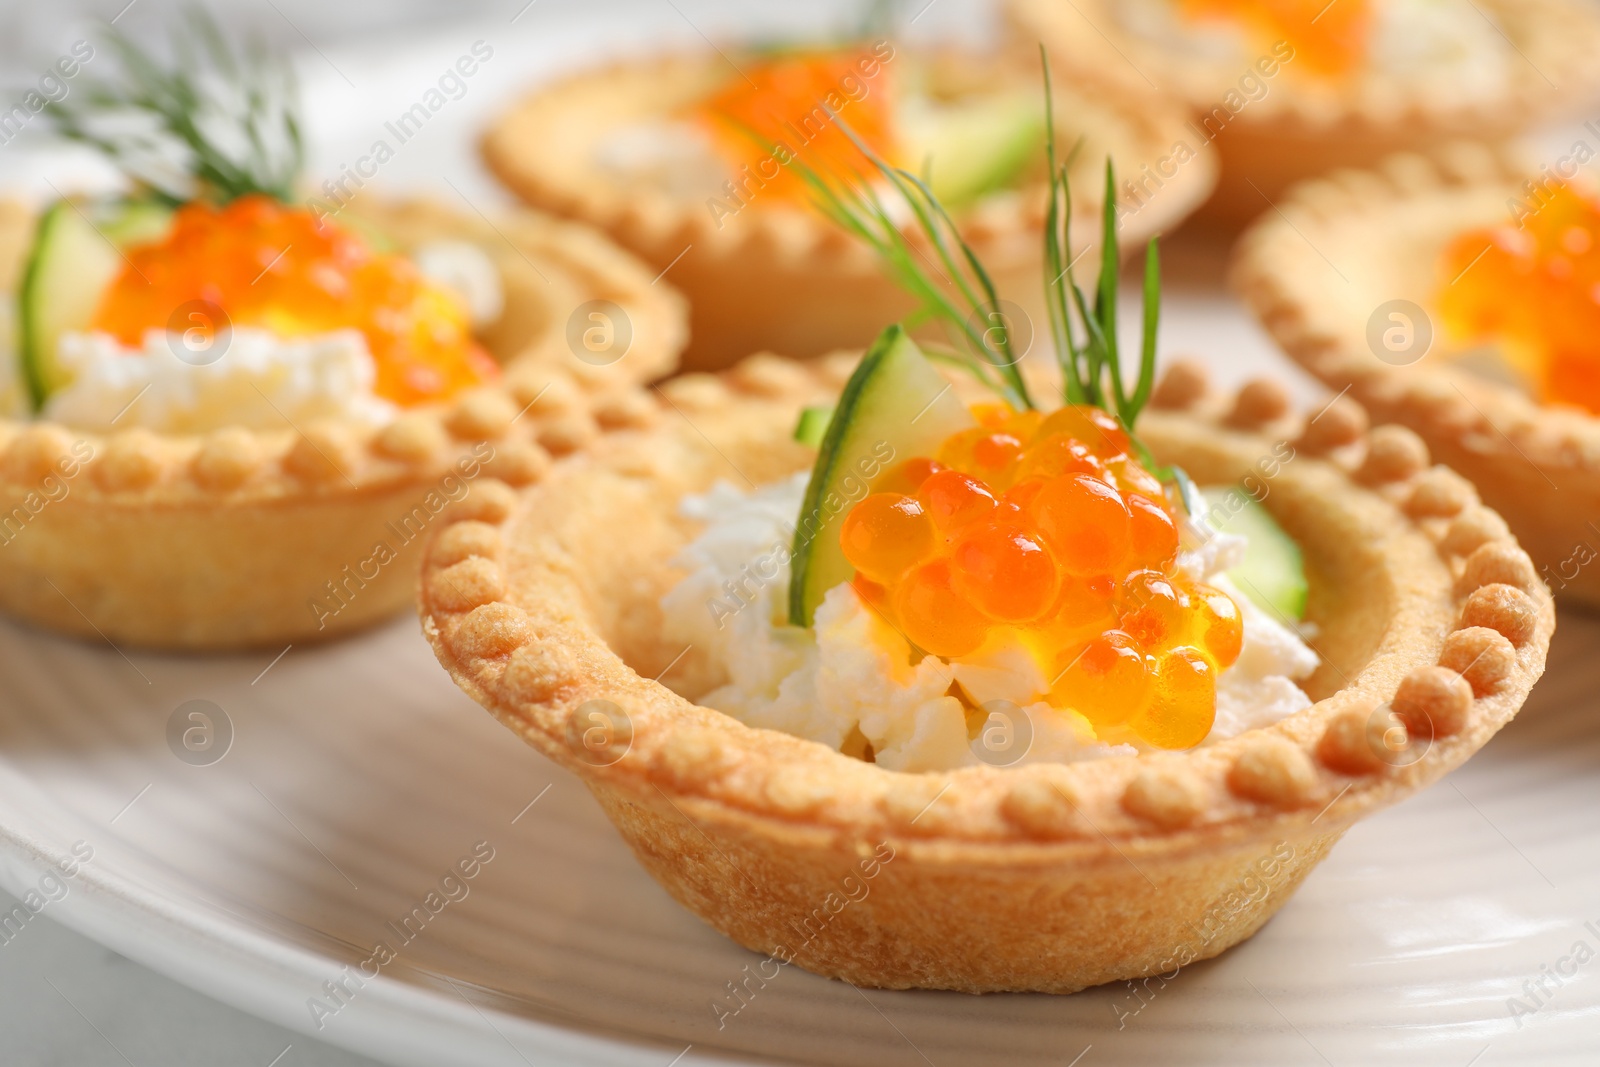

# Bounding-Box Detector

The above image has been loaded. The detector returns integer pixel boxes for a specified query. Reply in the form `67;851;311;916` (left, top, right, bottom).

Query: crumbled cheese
1207;573;1318;741
44;327;395;434
593;121;729;199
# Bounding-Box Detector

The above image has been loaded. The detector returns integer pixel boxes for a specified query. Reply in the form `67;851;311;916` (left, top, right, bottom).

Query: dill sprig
792;129;1035;411
49;8;303;206
1040;52;1160;431
854;0;904;40
788;46;1166;435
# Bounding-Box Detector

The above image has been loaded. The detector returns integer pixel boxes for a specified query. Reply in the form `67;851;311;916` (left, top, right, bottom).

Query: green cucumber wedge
1203;488;1308;621
792;404;834;447
98;200;174;248
788;325;973;626
18;199;173;411
900;91;1045;209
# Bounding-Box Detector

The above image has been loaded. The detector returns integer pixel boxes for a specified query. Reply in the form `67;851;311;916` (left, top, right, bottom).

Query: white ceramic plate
0;526;1596;1067
2;3;1597;1063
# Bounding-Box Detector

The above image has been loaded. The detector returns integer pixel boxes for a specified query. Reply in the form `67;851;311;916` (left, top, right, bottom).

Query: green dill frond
1040;45;1161;432
854;0;905;40
50;7;303;206
787;120;1036;411
781;46;1167;434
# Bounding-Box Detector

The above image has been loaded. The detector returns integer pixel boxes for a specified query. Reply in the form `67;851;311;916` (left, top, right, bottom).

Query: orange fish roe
91;195;499;407
1178;0;1370;78
1438;184;1600;414
698;49;897;202
838;405;1243;749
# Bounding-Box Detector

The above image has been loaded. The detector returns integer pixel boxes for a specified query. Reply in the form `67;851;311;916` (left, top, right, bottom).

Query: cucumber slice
899;91;1045;209
788;325;973;626
17;199;173;412
793;404;834;447
98;200;174;248
1203;489;1308;621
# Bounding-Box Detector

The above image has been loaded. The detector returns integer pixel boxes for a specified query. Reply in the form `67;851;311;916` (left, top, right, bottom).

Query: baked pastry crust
420;352;1552;993
1006;0;1600;228
482;50;1214;370
1231;144;1600;609
0;196;686;650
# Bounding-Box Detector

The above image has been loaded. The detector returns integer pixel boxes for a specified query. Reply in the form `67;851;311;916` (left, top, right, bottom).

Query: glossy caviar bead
877;457;944;496
1023;575;1118;654
1014;433;1105;484
1028;473;1131;576
840;493;935;584
1130;646;1216;749
974;432;1025;477
917;469;997;533
1118;569;1192;651
1004;408;1044;440
1002;477;1046;513
1127;493;1180;569
1050;629;1153;728
1036;404;1130;458
1196;584;1243;669
938;427;1025;485
1106;456;1163;499
935;426;984;474
892;560;989;658
950;522;1060;623
971;403;1013;429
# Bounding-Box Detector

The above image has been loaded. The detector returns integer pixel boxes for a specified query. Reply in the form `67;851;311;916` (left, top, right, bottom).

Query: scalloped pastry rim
418;352;1554;859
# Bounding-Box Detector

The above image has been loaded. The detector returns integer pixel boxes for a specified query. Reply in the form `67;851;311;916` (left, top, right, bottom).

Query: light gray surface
0;890;385;1066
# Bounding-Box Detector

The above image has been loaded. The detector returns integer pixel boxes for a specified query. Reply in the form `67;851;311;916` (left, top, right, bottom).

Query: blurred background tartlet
483;42;1213;368
1007;0;1600;229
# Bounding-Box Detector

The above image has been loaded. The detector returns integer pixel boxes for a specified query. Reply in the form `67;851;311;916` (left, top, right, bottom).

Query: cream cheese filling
44;327;395;435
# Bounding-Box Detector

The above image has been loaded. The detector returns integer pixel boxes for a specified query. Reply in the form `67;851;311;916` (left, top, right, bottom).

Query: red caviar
1438;183;1600;414
91;195;498;407
1178;0;1370;79
838;404;1243;749
698;49;897;202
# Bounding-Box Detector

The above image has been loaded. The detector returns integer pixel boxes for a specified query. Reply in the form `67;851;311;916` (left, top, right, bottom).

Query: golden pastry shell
420;352;1552;994
1231;142;1600;608
482;49;1216;368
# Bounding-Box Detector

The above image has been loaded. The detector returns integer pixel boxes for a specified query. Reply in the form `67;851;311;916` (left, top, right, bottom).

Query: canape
1006;0;1600;227
1233;145;1600;607
421;347;1551;993
0;20;684;650
483;41;1212;368
424;99;1550;991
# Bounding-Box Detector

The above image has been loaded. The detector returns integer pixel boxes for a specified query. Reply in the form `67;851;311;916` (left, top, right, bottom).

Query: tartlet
0;194;684;649
1005;0;1600;228
420;352;1552;992
1231;144;1600;608
483;47;1213;369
